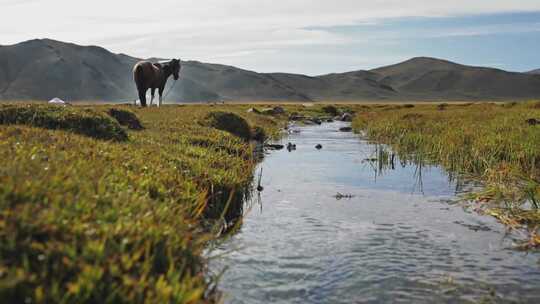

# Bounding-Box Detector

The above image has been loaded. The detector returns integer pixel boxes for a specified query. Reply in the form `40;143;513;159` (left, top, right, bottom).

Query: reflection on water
209;121;540;304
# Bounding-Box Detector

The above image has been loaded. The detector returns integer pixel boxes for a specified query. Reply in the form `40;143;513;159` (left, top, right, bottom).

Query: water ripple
210;122;540;304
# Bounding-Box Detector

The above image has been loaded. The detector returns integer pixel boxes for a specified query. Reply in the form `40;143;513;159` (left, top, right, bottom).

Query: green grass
0;104;129;141
202;111;254;141
4;100;539;302
107;108;144;130
0;104;283;303
352;101;540;246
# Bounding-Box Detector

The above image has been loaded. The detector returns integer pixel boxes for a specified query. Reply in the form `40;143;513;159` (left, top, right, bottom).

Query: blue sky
299;12;540;74
1;1;540;75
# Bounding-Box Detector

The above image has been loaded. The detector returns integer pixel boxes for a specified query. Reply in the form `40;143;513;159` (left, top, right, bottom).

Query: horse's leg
138;87;147;107
158;86;164;107
150;88;155;107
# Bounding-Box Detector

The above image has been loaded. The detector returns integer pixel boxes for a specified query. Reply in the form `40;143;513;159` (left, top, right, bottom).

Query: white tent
48;97;69;105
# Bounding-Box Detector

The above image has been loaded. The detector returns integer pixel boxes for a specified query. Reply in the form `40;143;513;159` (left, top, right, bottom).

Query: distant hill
1;39;540;102
269;70;398;101
527;69;540;75
371;57;540;100
0;39;308;102
0;39;137;101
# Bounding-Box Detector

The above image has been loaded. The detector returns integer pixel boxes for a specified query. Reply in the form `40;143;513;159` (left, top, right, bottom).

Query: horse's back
133;61;158;88
133;61;154;76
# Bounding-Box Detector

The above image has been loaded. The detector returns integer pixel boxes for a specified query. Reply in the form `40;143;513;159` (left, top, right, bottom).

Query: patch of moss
528;100;540;109
203;111;252;141
321;105;339;116
401;113;423;120
437;103;448;111
107;108;143;130
0;104;127;141
502;101;518;108
251;126;267;142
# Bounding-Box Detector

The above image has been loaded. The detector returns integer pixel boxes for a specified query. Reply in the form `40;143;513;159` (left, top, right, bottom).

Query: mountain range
1;39;540;102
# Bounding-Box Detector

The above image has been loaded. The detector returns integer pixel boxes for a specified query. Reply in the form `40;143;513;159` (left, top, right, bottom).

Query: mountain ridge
1;38;540;102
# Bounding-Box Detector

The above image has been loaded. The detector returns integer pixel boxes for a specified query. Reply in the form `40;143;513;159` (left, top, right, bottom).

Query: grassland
351;101;540;248
0;103;282;303
2;101;539;303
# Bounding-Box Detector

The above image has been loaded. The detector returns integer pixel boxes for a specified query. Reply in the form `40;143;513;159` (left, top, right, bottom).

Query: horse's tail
133;63;147;106
133;64;145;90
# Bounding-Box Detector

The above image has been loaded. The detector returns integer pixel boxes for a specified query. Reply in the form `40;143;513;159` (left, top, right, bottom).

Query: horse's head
170;59;181;80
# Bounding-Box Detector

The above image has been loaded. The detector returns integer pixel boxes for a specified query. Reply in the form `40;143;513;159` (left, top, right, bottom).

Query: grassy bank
352;102;540;248
0;104;282;303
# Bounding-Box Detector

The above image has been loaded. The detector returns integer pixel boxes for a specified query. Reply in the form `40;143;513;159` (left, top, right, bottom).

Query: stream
210;121;540;303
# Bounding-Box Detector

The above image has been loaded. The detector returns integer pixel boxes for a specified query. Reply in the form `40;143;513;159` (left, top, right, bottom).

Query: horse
133;58;181;107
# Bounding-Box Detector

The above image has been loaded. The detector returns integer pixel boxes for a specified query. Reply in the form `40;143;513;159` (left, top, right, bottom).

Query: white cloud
1;0;540;73
430;23;540;38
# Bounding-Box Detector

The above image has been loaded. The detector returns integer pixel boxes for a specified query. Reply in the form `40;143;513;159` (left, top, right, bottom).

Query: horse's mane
154;60;175;69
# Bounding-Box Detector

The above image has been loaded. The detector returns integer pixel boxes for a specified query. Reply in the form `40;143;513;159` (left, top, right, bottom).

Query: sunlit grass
0;103;282;303
352;101;540;246
3;100;539;303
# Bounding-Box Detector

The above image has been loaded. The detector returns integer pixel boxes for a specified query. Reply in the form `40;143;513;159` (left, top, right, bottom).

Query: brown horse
133;59;181;107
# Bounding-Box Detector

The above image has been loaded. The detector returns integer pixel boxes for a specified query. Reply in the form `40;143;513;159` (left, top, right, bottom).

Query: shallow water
210;121;540;303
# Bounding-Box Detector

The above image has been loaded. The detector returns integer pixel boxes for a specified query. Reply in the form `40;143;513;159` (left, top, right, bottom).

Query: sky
2;0;540;75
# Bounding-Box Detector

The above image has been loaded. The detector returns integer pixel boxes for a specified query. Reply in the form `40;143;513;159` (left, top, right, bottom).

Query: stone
246;107;260;114
309;118;322;125
272;106;286;115
526;118;539;126
287;142;296;151
340;113;353;122
261;106;286;115
265;144;284;150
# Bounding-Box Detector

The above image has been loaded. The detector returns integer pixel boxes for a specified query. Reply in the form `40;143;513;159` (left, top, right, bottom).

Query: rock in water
287;142;296;151
315;144;323;150
334;192;355;200
265;144;285;150
340;113;353;122
304;117;322;125
339;127;352;132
